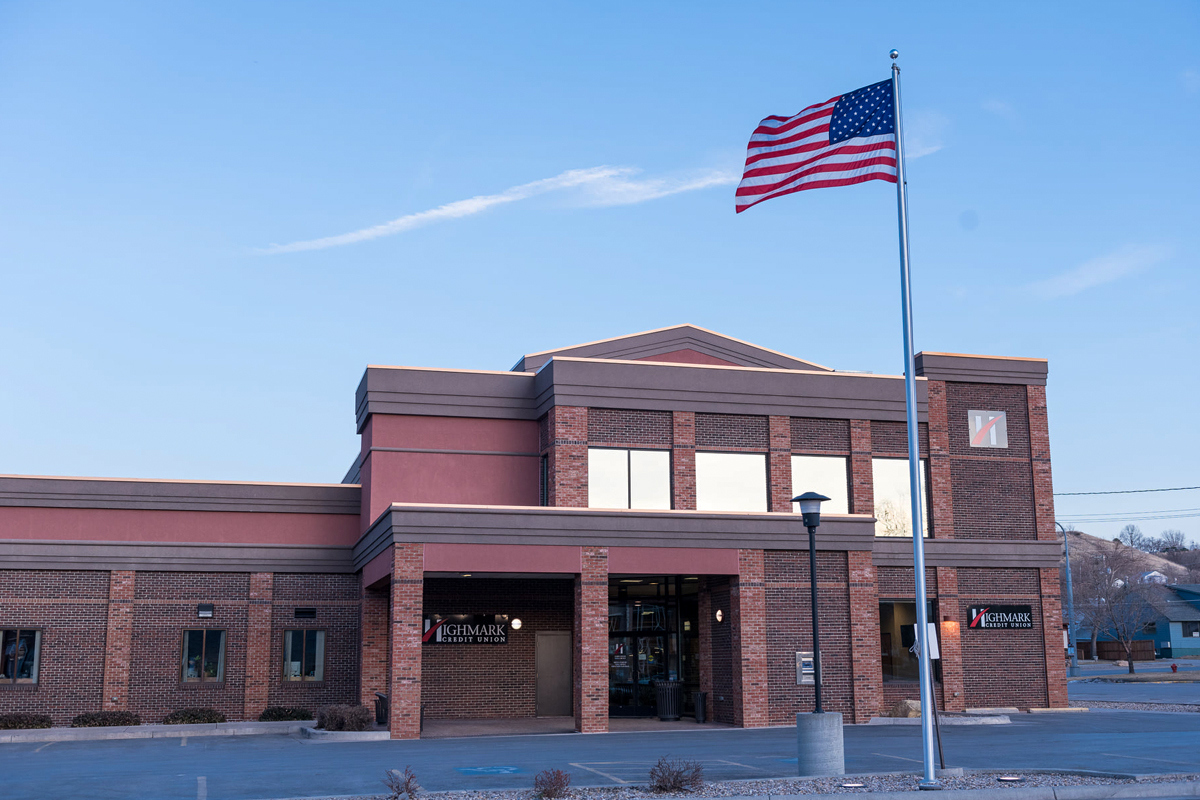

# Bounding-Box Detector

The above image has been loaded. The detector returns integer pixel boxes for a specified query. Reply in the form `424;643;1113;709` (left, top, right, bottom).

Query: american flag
735;79;897;213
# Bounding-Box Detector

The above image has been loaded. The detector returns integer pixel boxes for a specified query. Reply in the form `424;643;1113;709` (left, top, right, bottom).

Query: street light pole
1057;522;1080;677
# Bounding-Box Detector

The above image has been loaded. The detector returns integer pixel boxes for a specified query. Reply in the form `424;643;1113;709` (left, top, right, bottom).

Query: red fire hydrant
1172;663;1179;673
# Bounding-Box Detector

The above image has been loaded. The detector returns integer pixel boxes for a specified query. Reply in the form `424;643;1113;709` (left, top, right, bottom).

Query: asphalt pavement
2;710;1199;800
1069;680;1200;704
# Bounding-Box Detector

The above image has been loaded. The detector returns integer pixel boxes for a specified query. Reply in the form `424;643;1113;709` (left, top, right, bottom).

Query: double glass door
608;576;698;717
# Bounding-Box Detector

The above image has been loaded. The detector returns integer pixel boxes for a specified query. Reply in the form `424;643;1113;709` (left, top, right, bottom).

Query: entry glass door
608;576;699;717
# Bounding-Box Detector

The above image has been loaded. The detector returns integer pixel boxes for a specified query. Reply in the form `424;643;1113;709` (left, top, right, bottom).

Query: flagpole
890;49;939;789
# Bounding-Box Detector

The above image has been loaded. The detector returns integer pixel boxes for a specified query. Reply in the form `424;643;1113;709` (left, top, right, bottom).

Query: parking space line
715;758;761;770
1100;752;1200;767
197;776;207;800
33;741;55;753
181;737;187;746
569;763;630;784
871;752;922;764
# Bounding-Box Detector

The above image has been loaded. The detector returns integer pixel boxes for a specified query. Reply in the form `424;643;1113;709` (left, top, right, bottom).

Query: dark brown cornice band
871;537;1062;569
0;540;355;573
0;476;362;515
915;353;1048;386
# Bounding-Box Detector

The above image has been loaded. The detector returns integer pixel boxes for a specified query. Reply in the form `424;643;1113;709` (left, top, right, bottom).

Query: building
1077;584;1200;660
0;325;1067;737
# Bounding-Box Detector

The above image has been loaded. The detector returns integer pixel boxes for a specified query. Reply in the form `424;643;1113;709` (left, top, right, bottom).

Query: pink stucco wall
634;348;740;367
0;506;360;545
361;415;541;528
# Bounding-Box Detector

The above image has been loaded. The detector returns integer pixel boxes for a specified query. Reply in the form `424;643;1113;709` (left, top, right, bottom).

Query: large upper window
182;629;226;683
791;455;849;515
871;457;929;537
695;452;767;512
0;629;41;685
282;630;325;682
588;448;671;509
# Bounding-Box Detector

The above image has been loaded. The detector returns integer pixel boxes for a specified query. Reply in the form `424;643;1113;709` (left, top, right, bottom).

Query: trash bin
693;691;708;724
654;680;682;721
374;692;389;726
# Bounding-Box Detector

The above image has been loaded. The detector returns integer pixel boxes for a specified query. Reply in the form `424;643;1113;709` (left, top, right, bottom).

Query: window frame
586;446;672;510
870;456;931;538
0;628;42;687
790;454;850;515
281;628;326;683
694;451;768;513
180;628;227;686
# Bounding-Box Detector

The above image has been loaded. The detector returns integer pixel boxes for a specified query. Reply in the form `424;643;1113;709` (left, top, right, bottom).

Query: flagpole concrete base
796;712;845;777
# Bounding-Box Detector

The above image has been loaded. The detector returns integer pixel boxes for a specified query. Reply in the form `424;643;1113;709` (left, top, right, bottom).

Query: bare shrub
534;768;572;799
383;766;420;800
316;704;374;731
648;757;703;793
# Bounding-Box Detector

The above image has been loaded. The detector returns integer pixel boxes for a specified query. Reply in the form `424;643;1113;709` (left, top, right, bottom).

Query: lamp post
794;492;830;712
1057;522;1080;677
791;492;844;777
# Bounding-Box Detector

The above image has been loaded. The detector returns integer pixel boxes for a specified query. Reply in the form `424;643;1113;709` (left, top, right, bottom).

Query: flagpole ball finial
889;49;899;59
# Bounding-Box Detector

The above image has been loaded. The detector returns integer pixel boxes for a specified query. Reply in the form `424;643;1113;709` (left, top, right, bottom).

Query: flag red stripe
741;140;896;178
735;171;897;213
745;124;833;157
736;155;898;198
750;98;839;137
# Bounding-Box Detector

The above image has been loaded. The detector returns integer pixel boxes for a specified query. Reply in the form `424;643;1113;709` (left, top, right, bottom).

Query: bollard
796;712;845;776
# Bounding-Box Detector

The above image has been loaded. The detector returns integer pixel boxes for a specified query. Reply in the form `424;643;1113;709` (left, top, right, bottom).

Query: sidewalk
0;719;303;743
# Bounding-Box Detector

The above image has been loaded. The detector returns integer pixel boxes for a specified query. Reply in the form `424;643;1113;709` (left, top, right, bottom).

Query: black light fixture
792;492;830;713
196;603;214;619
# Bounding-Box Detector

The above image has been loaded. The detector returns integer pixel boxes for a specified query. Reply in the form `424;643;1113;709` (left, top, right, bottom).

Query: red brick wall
764;550;853;723
1040;568;1067;707
956;567;1048;710
267;573;361;713
847;551;882;722
672;411;696;510
935;567;965;711
390;544;424;739
946;382;1037;541
927;381;956;539
695;413;768;451
421;578;573;719
574;546;608;732
791;418;851;453
870;421;930;456
243;572;273;720
707;578;733;723
768;416;793;512
360;582;390;706
731;549;768;727
1027;385;1057;542
130;571;250;723
0;570;109;725
101;570;135;711
587;409;672;447
546;406;588;508
849;420;873;514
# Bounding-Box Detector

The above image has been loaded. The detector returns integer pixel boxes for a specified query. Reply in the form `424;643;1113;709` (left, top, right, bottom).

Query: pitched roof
1145;585;1200;622
511;324;833;373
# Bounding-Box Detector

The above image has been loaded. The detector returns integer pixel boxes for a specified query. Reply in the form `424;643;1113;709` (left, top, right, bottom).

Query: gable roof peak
511;324;832;373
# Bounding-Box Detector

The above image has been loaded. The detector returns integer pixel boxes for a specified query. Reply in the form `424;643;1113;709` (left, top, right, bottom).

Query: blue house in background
1160;585;1200;658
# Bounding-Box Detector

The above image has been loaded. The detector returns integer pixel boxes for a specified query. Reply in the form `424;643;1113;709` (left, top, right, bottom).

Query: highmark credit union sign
422;614;510;644
967;605;1033;630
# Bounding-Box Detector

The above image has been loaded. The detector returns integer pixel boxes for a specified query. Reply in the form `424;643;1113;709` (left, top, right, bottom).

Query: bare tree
1158;529;1188;553
1117;524;1147;550
1092;542;1158;673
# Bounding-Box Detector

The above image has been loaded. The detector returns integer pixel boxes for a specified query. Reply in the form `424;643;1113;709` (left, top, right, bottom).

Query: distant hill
1064;530;1192;583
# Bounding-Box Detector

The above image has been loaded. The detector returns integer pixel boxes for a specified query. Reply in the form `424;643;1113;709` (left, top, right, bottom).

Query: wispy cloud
905;110;949;159
260;166;737;254
982;99;1019;126
1030;244;1173;299
1184;69;1200;93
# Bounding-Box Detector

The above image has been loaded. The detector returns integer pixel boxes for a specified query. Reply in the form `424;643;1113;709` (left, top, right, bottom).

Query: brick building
0;325;1067;737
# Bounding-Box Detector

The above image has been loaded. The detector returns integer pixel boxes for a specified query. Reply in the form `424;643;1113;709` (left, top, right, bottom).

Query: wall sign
967;605;1033;630
968;410;1008;449
423;614;510;644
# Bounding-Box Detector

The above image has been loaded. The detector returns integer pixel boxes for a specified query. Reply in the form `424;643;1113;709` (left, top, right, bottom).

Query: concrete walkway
0;719;303;743
0;709;1197;799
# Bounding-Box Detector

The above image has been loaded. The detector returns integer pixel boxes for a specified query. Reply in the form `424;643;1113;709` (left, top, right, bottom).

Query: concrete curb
1029;707;1088;713
0;720;303;743
299;726;390;742
868;716;1011;725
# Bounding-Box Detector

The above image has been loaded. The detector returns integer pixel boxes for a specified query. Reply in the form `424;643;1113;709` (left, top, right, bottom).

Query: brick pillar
849;420;873;515
935;567;964;712
1040;568;1068;708
698;579;713;701
768;415;793;512
847;551;881;723
390;544;424;739
574;546;608;733
730;549;768;728
1027;385;1057;541
360;579;390;706
927;381;955;538
243;572;274;721
101;570;135;711
672;411;696;510
547;406;588;507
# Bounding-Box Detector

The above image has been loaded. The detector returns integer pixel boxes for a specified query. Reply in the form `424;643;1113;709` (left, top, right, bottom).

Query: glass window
1184;621;1200;637
695;452;767;512
879;601;937;682
791;455;849;515
871;457;929;537
181;629;226;683
0;629;41;684
282;630;325;682
587;448;670;510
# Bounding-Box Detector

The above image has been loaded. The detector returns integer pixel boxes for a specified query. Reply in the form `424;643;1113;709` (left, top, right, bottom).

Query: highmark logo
967;605;1034;629
422;614;509;644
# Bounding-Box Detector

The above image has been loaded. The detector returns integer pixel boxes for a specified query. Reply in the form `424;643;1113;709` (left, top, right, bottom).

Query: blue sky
1;3;1197;541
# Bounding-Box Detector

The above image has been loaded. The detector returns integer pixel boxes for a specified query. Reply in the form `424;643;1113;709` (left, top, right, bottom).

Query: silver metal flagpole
890;49;939;789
